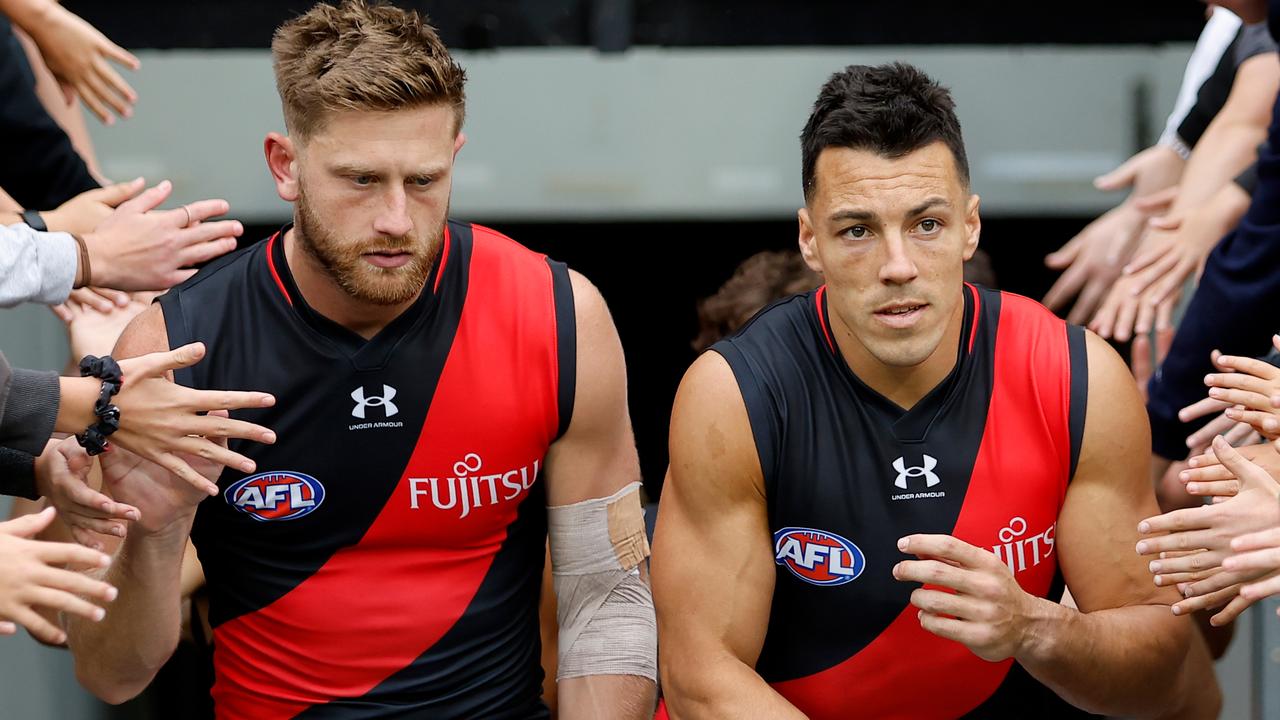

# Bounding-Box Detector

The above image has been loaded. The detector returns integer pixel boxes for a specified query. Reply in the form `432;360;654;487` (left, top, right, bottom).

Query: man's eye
353;175;374;186
847;226;868;239
411;177;432;188
919;219;938;232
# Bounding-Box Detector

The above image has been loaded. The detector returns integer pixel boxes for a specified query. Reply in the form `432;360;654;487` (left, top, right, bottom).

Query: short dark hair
800;63;969;201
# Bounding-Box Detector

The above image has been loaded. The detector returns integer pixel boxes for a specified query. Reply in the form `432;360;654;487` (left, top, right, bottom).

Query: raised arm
65;305;221;703
652;352;804;720
543;270;657;719
1015;332;1191;715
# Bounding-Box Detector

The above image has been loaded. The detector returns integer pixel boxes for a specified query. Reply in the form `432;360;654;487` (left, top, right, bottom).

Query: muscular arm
652;353;804;720
545;270;656;719
64;304;193;704
1015;333;1191;717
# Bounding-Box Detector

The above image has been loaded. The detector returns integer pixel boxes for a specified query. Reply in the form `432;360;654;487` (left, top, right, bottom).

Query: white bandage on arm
548;481;657;681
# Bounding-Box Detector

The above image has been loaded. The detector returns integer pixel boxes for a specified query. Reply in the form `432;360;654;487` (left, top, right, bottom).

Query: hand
1042;145;1184;323
1042;205;1147;324
1180;440;1277;497
893;534;1035;662
60;288;130;315
1090;184;1249;341
0;507;117;644
1202;336;1280;440
23;3;140;125
110;342;277;494
34;438;139;551
1137;438;1280;622
99;439;223;536
82;180;243;292
40;179;145;237
1223;529;1280;610
52;292;156;361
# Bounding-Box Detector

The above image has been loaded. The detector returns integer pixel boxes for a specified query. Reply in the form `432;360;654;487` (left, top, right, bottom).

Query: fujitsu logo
408;453;540;519
351;385;398;419
991;516;1056;575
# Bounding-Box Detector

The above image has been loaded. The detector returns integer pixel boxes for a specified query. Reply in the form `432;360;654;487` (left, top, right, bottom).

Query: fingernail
263;432;277;443
897;537;909;551
54;633;67;644
113;525;125;537
1149;561;1161;573
1138;521;1150;534
892;563;901;578
1171;605;1182;616
241;461;255;473
106;586;118;602
101;502;112;511
1179;471;1190;481
1154;575;1163;586
93;608;105;621
127;510;139;521
1136;541;1148;554
1209;388;1223;398
1187;483;1199;494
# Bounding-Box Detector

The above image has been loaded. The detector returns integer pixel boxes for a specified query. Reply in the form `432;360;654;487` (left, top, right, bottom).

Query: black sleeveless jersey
712;284;1095;719
157;221;574;719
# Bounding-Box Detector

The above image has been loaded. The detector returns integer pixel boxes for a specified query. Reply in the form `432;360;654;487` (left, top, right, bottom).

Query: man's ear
265;132;301;202
798;207;824;275
453;131;467;158
962;193;981;262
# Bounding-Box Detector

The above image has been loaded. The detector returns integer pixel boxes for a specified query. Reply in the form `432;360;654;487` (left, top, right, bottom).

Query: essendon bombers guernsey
712;284;1097;719
157;221;574;719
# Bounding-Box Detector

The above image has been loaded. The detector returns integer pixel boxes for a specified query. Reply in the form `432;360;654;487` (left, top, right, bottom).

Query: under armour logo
351;385;399;419
893;454;940;489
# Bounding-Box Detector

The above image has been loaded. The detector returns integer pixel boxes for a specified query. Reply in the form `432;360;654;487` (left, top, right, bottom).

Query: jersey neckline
264;223;452;366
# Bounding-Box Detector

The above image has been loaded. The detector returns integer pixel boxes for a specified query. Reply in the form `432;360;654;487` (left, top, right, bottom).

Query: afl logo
225;471;325;522
773;527;866;586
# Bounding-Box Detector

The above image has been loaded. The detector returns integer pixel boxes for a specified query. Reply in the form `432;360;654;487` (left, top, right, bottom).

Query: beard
294;187;444;306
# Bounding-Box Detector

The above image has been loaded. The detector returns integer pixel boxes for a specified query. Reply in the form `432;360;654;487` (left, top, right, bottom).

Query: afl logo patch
225;471;325;522
773;527;866;586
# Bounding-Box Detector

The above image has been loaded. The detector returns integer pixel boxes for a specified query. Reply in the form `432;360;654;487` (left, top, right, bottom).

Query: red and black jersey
711;284;1095;719
157;221;574;719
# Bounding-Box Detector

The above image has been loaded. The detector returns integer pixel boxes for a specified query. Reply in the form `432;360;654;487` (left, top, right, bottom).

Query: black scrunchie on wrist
76;355;123;456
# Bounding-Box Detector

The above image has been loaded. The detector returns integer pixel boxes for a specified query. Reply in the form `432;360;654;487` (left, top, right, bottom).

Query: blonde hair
271;0;466;138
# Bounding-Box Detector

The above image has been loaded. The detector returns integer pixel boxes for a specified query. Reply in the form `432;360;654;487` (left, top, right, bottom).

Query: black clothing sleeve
0;16;98;211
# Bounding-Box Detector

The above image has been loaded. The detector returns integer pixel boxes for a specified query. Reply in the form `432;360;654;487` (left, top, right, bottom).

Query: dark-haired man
653;63;1198;719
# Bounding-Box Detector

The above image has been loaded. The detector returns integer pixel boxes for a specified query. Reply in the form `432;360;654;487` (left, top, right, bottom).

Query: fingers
1208;387;1272;413
1042;265;1086;311
897;534;993;569
1179;397;1231;424
1153;568;1220;587
1206;369;1278;398
152;453;219;497
26;586;106;624
1240;573;1280;602
50;303;73;324
68;287;116;314
1146;214;1183;231
102;38;141;71
87;178;146;208
83;61;130;121
175;219;243;249
1132;333;1153;391
1089;290;1121;339
1210;436;1275;488
1111;292;1140;343
1137;506;1213;540
57;473;139;522
94;56;137;117
179;238;240;267
116;180;173;215
0;622;14;635
183;411;276;444
75;76;113;125
1131;186;1180;213
1232;526;1280;553
1209;592;1256;627
31;537;113;570
1149;549;1226;577
90;287;131;307
1223;546;1280;573
1122;242;1173;276
173;199;233;228
9;606;67;645
174;436;257;475
124;342;207;379
1184;479;1241;498
1043;235;1083;270
182;387;277;416
1223;407;1280;438
1065;280;1110;326
1134;300;1157;339
1094;158;1141;191
909;587;987;620
0;506;58;538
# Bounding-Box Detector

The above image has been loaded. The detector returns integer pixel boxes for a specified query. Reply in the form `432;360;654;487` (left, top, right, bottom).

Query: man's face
291;104;461;305
798;141;980;370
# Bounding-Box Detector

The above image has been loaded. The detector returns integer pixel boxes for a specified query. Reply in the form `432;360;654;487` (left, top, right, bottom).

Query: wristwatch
20;209;47;232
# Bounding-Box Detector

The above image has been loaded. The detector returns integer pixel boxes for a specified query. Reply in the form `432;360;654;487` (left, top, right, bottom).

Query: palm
100;448;220;533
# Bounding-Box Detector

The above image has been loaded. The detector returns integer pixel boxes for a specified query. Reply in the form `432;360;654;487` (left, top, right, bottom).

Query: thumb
86;178;146;208
1094;157;1140;191
1213;436;1271;489
0;506;57;538
58;440;94;476
115;179;173;215
121;342;207;381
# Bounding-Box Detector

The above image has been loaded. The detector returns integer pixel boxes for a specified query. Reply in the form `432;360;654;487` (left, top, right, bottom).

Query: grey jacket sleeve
0;351;60;456
0;222;77;307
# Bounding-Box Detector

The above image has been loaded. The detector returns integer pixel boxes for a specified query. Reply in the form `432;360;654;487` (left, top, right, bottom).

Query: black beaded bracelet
76;355;123;456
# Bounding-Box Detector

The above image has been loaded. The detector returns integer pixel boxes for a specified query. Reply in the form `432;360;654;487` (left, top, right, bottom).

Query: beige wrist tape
548;482;657;681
